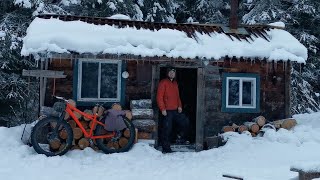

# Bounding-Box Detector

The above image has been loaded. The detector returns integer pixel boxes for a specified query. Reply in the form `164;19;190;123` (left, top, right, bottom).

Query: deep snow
1;112;320;180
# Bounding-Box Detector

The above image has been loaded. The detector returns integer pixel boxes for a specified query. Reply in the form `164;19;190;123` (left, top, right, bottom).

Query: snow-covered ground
1;112;320;180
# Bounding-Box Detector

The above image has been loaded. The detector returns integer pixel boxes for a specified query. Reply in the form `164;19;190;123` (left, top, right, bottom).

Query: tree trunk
253;116;266;127
78;138;90;150
244;122;260;133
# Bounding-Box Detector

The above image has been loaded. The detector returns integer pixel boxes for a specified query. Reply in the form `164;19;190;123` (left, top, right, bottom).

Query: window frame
222;73;260;113
77;59;122;102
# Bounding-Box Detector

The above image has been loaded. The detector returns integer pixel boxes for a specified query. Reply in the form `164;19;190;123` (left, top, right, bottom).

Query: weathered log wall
45;59;74;106
204;60;289;136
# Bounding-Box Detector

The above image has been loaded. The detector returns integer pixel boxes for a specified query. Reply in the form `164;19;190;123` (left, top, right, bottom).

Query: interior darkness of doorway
158;67;197;144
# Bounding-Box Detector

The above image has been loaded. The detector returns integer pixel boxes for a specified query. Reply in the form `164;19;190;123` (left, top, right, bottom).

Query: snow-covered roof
21;15;308;63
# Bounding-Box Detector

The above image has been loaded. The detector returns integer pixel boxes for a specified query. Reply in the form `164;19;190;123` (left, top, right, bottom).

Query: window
222;73;260;113
77;59;122;102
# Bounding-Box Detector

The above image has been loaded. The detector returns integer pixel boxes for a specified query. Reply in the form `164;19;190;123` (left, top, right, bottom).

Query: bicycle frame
65;103;115;139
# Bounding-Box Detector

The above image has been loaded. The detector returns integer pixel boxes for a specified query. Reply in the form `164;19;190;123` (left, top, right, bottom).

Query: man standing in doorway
157;67;190;153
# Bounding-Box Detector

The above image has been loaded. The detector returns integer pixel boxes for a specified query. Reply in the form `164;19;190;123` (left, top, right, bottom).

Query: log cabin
21;6;307;151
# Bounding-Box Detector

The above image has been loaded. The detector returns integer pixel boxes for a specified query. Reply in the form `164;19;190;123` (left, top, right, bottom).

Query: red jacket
157;78;182;112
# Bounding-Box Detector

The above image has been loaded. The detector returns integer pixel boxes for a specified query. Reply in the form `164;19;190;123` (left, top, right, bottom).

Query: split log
135;128;138;143
49;138;61;150
132;119;156;133
59;129;68;139
131;109;154;119
125;111;133;120
107;141;119;149
251;132;257;137
73;127;83;140
138;132;152;139
238;125;248;133
80;120;88;129
130;99;152;109
92;106;105;117
78;138;90;150
124;128;131;138
74;111;82;120
71;145;81;150
222;126;235;133
253;116;266;127
72;139;76;146
261;123;276;131
271;118;297;130
64;113;70;120
231;123;238;130
119;137;128;147
244;122;260;133
68;120;77;129
59;143;66;151
50;121;57;129
83;109;93;121
68;99;76;107
40;106;60;117
89;121;97;130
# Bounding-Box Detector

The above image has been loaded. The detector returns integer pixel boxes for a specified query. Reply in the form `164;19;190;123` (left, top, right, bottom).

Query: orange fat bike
31;96;136;156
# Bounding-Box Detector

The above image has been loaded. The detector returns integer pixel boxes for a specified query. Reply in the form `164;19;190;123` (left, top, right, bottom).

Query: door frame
151;64;205;151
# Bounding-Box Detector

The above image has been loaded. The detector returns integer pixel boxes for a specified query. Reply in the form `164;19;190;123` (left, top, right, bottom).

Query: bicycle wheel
31;117;73;156
95;117;136;154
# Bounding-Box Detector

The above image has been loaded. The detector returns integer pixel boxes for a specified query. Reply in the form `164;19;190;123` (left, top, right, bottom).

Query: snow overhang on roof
21;15;308;63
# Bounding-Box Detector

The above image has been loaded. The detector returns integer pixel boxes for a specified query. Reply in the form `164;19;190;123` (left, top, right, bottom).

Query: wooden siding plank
196;68;205;151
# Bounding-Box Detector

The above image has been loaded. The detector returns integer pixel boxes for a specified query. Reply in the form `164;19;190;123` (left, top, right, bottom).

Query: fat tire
31;117;73;156
95;118;135;154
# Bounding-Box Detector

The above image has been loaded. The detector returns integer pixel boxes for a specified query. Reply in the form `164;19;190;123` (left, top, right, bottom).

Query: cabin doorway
157;67;198;149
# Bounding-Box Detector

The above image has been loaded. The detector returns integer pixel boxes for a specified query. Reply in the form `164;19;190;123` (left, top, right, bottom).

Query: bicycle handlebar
53;95;68;102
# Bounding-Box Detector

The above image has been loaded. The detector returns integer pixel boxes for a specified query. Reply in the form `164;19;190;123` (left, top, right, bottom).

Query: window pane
242;81;253;106
81;62;99;98
228;79;239;106
100;63;119;98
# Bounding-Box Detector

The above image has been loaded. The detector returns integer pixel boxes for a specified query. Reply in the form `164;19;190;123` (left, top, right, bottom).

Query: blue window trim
73;59;126;108
222;73;260;113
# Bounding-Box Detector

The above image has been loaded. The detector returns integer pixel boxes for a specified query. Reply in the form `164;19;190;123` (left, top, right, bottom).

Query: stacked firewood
63;104;106;151
131;99;156;142
222;116;297;137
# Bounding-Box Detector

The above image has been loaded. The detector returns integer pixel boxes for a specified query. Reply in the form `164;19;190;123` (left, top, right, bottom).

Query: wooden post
285;61;291;118
151;65;160;147
196;68;205;151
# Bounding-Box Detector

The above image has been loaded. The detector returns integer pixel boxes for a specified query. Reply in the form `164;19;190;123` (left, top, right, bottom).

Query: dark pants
161;110;189;150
